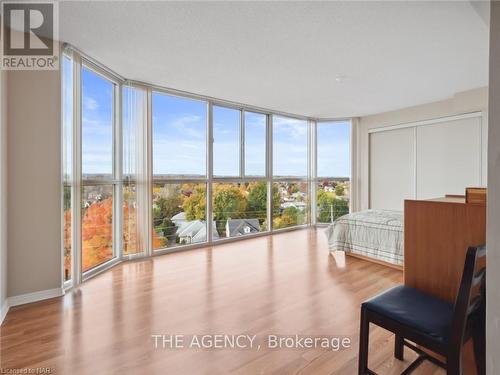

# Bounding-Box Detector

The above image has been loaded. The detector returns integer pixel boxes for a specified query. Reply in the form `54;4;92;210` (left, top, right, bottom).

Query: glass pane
245;112;266;177
123;183;139;255
152;92;207;178
213;106;240;176
212;182;268;239
82;185;114;272
81;67;114;178
316;179;350;223
272;181;309;229
152;183;208;250
273;116;308;177
62;55;73;282
63;185;72;282
317;121;351;178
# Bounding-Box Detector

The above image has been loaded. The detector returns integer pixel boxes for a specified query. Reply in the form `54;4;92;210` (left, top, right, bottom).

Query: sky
317;121;351;178
81;67;114;176
78;72;350;179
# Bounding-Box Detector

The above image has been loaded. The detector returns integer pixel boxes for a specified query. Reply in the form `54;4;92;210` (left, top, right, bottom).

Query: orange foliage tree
81;197;113;271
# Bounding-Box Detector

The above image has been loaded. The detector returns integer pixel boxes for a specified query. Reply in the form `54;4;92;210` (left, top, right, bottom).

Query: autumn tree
183;185;206;220
81;197;113;271
212;184;248;234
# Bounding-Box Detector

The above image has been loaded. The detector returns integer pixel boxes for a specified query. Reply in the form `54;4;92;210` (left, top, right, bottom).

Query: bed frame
342;251;403;271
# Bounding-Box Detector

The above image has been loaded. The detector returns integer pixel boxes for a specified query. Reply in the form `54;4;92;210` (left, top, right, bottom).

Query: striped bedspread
325;209;404;266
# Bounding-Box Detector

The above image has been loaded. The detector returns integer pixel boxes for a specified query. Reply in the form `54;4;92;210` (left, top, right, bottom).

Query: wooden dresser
404;190;486;373
404;193;486;302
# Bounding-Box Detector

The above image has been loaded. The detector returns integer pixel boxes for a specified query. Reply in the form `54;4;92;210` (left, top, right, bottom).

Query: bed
325;209;404;268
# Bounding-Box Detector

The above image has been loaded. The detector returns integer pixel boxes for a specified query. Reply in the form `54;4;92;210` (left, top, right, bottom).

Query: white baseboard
7;287;64;308
0;287;65;326
0;298;9;325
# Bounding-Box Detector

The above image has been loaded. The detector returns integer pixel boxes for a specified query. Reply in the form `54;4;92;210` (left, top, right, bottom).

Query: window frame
65;53;126;285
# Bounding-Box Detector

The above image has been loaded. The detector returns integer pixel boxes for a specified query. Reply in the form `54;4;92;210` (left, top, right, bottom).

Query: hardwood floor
0;228;443;375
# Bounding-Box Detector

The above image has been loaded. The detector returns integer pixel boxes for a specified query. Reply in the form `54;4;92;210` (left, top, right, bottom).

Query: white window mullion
240;109;245;178
114;82;122;260
72;53;82;287
207;102;214;243
310;120;317;226
267;114;273;232
146;87;153;257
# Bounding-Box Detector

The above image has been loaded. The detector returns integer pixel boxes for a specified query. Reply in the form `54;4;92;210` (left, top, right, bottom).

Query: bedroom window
316;121;351;223
62;46;354;287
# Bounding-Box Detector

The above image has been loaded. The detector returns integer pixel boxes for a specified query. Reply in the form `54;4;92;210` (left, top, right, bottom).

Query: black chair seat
362;285;453;343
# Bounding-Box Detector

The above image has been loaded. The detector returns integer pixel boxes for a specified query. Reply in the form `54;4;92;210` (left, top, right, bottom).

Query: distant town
64;177;350;274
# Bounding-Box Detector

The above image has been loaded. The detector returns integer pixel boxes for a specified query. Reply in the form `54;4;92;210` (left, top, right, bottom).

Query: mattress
325;209;404;265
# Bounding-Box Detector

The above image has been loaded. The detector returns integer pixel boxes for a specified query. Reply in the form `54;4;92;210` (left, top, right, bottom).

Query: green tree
335;184;345;196
247;182;280;222
212;184;247;234
63;185;71;210
160;218;177;241
317;190;349;223
153;185;183;230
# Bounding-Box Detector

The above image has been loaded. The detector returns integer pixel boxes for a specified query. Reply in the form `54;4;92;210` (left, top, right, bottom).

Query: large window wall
62;47;352;287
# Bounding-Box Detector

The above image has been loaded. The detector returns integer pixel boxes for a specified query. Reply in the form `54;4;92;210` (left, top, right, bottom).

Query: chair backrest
449;245;486;353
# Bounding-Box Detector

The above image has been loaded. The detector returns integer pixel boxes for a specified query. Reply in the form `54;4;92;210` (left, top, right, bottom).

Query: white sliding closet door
369;127;415;210
416;117;482;200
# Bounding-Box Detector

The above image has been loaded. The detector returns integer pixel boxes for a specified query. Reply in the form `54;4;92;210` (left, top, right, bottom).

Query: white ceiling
58;1;489;118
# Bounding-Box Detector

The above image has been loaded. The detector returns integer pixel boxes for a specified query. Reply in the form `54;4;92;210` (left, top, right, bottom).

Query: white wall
487;1;500;372
0;64;8;323
6;67;62;297
356;87;488;211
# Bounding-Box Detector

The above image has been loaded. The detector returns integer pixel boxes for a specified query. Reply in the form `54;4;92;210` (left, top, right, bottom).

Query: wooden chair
358;245;486;375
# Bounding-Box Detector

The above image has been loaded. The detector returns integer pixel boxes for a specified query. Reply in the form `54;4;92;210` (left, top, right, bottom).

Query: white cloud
83;96;99;111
